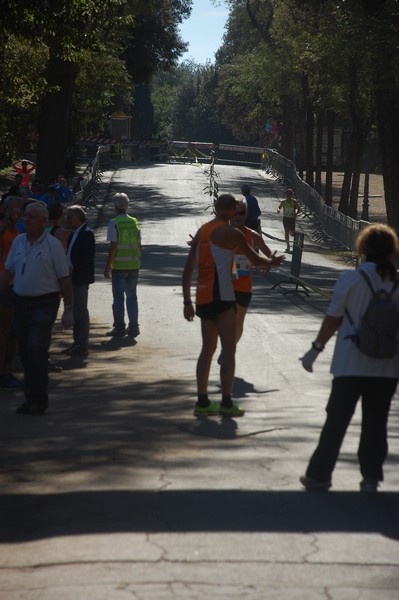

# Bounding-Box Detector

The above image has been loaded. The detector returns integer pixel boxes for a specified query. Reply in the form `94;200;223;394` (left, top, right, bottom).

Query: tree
361;0;399;228
1;0;193;182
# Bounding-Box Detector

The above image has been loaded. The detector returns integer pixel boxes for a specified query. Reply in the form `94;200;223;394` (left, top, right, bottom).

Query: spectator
45;202;64;235
104;193;141;338
28;179;44;200
300;224;399;493
277;188;301;253
241;184;261;232
0;202;73;415
65;205;95;356
55;177;73;203
183;194;284;418
40;185;58;205
0;196;23;389
2;184;22;204
12;159;35;191
44;202;71;251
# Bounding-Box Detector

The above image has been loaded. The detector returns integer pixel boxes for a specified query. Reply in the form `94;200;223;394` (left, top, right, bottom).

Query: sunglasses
235;210;246;216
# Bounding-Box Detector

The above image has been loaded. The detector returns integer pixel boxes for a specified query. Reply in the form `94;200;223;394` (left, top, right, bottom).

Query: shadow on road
1;488;398;543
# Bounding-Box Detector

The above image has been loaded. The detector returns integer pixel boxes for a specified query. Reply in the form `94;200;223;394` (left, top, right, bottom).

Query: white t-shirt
5;232;69;296
327;261;399;378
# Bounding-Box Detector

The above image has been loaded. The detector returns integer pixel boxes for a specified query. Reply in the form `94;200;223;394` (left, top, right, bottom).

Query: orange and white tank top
233;227;253;293
196;221;236;305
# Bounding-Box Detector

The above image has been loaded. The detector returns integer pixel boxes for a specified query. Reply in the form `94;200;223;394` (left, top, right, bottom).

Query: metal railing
266;149;369;251
73;146;110;205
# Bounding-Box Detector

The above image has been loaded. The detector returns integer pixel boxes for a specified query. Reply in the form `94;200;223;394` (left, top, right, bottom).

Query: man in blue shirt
241;184;261;231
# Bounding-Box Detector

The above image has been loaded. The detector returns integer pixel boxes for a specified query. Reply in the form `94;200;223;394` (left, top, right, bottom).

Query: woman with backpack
300;224;399;493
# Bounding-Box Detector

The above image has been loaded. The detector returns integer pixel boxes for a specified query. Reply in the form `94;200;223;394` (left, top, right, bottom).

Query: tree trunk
302;75;314;187
281;94;295;161
339;166;353;215
131;84;154;140
374;77;399;229
348;126;366;219
315;110;323;193
361;0;399;228
36;56;78;185
324;109;335;207
349;171;361;220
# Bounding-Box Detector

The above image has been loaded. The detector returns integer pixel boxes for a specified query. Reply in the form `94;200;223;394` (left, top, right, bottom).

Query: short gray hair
25;201;49;219
66;205;86;222
3;195;23;209
113;193;129;209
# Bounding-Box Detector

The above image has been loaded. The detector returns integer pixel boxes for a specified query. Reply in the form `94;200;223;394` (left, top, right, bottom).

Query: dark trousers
306;376;397;482
73;283;89;350
13;294;60;406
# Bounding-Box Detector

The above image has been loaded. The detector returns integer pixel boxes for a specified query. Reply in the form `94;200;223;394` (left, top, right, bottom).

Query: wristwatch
312;341;324;352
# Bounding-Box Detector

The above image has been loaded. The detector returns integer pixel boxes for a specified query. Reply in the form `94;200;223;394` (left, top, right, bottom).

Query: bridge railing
73;145;111;204
267;148;369;251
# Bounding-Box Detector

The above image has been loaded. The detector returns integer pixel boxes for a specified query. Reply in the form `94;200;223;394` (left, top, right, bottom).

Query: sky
179;0;229;64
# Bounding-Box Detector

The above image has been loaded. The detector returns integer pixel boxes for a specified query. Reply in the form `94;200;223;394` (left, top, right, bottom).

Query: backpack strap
344;269;373;326
358;269;375;293
359;268;399;298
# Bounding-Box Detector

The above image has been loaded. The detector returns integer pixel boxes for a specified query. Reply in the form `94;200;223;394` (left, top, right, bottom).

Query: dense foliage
0;0;192;181
2;0;399;225
151;0;399;225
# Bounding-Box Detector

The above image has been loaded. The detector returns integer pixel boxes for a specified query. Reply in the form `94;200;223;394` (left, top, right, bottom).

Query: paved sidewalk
0;162;398;599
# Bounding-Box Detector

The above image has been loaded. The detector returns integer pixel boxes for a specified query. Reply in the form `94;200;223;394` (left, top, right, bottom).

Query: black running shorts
283;217;296;232
235;291;252;308
196;300;236;320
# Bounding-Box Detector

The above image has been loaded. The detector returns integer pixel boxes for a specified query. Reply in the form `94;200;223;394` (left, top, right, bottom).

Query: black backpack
345;270;399;359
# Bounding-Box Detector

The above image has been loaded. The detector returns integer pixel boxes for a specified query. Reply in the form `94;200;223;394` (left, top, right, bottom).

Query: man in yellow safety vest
104;193;141;338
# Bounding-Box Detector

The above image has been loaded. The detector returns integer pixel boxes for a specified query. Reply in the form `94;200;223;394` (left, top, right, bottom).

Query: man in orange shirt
0;196;23;388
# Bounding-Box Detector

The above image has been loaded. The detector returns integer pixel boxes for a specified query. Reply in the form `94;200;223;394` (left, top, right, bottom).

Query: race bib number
235;254;251;277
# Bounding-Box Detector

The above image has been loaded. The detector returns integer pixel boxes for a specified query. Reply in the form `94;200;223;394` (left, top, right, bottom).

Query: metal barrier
267;149;369;251
73;145;110;205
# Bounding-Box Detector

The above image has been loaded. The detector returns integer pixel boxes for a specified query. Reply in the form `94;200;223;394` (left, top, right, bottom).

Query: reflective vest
112;214;141;270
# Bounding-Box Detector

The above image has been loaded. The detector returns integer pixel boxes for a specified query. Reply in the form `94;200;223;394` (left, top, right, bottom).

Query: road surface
0;162;398;599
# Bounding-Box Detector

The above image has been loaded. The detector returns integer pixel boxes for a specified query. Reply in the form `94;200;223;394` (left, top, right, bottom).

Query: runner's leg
215;306;236;396
196;318;218;395
235;304;248;344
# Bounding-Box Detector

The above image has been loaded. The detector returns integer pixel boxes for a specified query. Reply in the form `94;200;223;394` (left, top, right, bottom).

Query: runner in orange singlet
232;198;277;344
183;194;284;418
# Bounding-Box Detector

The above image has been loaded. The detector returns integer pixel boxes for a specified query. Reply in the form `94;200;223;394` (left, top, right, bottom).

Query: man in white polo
0;202;73;415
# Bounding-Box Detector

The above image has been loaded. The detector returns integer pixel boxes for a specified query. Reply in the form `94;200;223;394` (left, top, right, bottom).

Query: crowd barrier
266;149;369;251
73;146;111;204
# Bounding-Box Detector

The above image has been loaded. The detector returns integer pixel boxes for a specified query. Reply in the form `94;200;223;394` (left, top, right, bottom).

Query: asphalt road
0;162;398;599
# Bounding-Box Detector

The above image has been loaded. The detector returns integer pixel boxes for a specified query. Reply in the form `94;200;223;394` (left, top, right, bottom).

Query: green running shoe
194;402;221;417
219;403;245;417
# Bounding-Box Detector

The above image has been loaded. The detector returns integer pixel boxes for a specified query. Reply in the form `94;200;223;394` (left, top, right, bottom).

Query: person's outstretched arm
182;231;199;321
251;231;272;257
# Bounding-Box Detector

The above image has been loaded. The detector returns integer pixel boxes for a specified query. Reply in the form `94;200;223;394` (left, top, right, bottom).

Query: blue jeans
13;294;60;406
111;270;139;331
